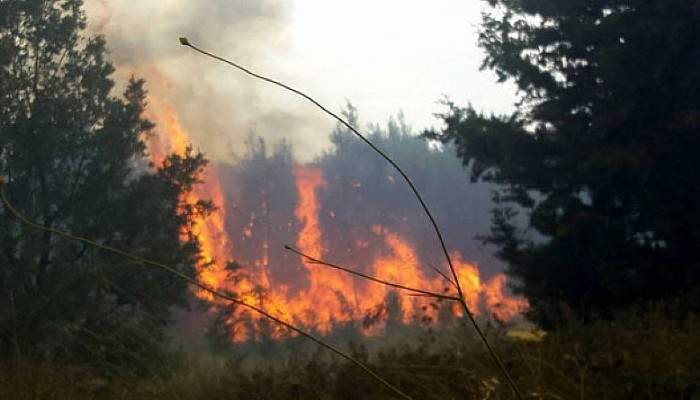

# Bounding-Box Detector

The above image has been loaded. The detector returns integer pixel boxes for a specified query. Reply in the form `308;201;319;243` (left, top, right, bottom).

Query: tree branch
178;38;524;399
284;245;460;302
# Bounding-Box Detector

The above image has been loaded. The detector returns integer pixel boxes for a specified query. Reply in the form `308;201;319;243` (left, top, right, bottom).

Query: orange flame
293;167;326;259
145;97;232;302
482;274;529;321
143;94;528;342
289;166;355;333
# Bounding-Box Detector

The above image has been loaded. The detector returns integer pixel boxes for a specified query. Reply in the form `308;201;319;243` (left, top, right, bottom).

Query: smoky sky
84;0;517;162
84;0;331;161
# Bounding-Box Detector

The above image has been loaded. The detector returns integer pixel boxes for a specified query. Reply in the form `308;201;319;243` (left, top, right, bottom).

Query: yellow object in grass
506;329;547;342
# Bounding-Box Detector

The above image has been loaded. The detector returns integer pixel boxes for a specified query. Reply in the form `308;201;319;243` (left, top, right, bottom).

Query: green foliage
0;0;210;374
428;0;700;326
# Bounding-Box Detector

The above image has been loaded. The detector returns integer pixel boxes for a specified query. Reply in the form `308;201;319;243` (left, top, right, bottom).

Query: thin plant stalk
0;182;414;400
285;245;460;302
178;37;523;399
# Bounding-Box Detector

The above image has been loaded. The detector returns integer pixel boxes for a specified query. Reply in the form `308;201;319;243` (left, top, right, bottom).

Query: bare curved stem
426;262;458;290
0;185;414;400
178;37;523;399
284;245;460;302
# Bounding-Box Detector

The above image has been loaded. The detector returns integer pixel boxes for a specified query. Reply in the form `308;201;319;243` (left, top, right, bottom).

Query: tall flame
144;94;527;342
144;96;232;302
289;167;355;333
293;167;326;259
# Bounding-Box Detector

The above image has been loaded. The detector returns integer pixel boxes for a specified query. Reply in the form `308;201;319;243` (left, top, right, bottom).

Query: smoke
84;0;333;161
80;0;528;342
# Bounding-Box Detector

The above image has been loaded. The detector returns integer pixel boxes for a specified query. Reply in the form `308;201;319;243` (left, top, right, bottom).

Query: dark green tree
0;0;212;374
428;0;700;326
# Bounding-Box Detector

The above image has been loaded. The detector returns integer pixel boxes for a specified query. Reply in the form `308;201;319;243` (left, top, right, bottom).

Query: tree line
427;0;700;327
2;0;699;375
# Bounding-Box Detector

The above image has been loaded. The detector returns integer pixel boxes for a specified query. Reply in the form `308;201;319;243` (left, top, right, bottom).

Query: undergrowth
2;309;699;400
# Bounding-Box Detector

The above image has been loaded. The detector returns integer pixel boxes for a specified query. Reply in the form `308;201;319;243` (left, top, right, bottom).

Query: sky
84;0;517;161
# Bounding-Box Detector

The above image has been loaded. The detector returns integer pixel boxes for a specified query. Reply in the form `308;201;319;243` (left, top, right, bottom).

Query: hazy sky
85;0;517;161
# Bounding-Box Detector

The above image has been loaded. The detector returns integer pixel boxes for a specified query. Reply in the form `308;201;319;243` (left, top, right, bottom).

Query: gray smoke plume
84;0;333;161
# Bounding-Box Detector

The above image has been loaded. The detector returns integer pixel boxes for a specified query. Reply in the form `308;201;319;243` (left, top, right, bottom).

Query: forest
1;0;699;399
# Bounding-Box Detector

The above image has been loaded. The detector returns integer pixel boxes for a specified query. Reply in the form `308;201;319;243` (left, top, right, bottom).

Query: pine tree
428;0;700;326
0;0;212;373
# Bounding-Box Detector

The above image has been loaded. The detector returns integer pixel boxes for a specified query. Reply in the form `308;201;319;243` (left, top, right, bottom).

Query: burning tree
168;124;528;343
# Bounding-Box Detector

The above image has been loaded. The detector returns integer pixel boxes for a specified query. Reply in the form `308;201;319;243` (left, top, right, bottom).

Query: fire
293;167;326;259
287;167;355;333
91;0;529;344
144;96;190;166
451;252;482;313
145;96;232;302
365;226;433;324
143;86;527;343
482;274;528;321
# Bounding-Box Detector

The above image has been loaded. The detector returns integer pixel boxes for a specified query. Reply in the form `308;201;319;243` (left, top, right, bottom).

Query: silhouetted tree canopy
428;0;700;327
0;0;211;374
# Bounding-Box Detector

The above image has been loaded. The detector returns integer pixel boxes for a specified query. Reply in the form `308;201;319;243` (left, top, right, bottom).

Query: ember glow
144;83;527;343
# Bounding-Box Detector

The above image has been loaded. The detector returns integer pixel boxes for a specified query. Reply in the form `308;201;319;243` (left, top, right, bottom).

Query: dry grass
3;309;699;400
